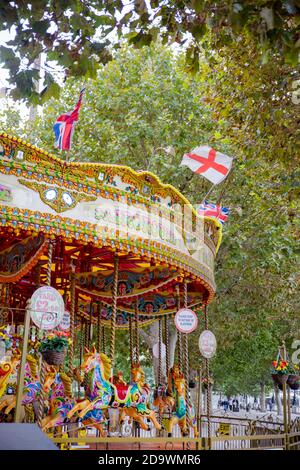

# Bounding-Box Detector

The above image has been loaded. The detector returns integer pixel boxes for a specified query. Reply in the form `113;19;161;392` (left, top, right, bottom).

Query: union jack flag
53;88;85;150
197;201;230;225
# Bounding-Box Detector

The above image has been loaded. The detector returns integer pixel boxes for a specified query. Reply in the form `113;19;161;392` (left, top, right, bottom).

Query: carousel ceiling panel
0;231;48;282
78;289;203;316
76;301;156;330
75;266;179;299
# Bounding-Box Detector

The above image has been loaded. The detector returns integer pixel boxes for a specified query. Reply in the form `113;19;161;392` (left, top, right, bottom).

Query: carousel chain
134;299;140;363
110;254;119;366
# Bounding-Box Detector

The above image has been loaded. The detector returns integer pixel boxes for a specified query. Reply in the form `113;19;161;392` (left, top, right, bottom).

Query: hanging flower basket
271;373;288;387
287;374;300;390
41;349;66;365
39;332;69;365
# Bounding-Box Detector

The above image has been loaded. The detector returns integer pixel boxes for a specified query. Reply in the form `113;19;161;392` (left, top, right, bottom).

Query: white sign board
30;286;64;330
59;310;70;331
174;308;198;334
199;330;217;358
153;342;166;359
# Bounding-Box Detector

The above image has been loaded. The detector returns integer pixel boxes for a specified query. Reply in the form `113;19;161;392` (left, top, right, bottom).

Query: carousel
0;132;221;446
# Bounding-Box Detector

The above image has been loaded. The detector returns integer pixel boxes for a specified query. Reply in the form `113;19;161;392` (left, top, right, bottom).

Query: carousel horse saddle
114;384;129;401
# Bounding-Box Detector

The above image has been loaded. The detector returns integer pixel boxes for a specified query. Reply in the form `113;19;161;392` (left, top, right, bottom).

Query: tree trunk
260;382;266;412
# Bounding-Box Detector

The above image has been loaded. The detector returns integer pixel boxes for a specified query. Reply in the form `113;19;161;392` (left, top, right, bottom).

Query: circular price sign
30;286;64;330
59;310;70;331
152;342;166;359
199;330;217;359
174;308;198;334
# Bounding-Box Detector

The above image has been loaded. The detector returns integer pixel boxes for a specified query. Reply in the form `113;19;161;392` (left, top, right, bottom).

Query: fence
49;413;300;450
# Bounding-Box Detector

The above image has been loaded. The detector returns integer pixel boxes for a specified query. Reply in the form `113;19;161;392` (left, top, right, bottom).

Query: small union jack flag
53;88;85;151
197;201;230;225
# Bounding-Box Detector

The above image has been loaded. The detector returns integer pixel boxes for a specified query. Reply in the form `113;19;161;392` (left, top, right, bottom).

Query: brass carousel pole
158;317;162;386
204;304;212;449
69;266;76;373
183;279;191;431
129;314;134;366
164;315;170;374
102;323;106;355
37;240;53;428
110;254;119;374
97;302;102;353
134;299;140;364
197;365;202;437
89;302;93;346
14;297;31;422
176;284;183;372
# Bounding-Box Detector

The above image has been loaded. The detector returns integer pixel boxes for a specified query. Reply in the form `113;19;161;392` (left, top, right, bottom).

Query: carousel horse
67;347;161;432
153;365;181;416
0;348;21;398
0;354;41;415
119;363;161;432
164;374;198;438
153;384;175;416
41;366;107;436
67;346;114;420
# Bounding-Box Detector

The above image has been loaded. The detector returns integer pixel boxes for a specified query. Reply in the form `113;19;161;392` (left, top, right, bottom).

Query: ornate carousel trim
0;133;222;251
0;206;215;300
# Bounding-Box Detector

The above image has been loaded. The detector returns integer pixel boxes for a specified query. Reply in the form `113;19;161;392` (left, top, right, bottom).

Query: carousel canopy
0;133;221;323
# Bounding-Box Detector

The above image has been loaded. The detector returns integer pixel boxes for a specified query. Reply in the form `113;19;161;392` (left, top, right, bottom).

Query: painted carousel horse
67;347;161;432
0;354;41;415
0;348;21;398
153;365;181;416
118;363;161;432
153;384;175;416
164;374;198;437
42;366;107;436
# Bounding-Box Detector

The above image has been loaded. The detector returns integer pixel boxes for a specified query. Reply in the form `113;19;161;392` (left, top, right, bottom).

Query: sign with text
59;310;70;331
174;308;198;334
199;329;217;358
30;286;64;330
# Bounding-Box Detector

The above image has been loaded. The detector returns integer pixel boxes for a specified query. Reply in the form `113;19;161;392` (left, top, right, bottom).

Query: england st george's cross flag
53;88;85;151
180;146;233;184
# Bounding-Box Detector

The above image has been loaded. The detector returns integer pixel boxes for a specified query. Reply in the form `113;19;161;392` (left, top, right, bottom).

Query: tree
0;1;299;102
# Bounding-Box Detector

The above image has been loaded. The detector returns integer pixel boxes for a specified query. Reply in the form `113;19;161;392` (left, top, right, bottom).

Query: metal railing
48;413;300;450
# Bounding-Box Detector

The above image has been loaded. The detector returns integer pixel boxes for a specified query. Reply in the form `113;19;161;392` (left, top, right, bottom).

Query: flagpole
201;183;215;204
